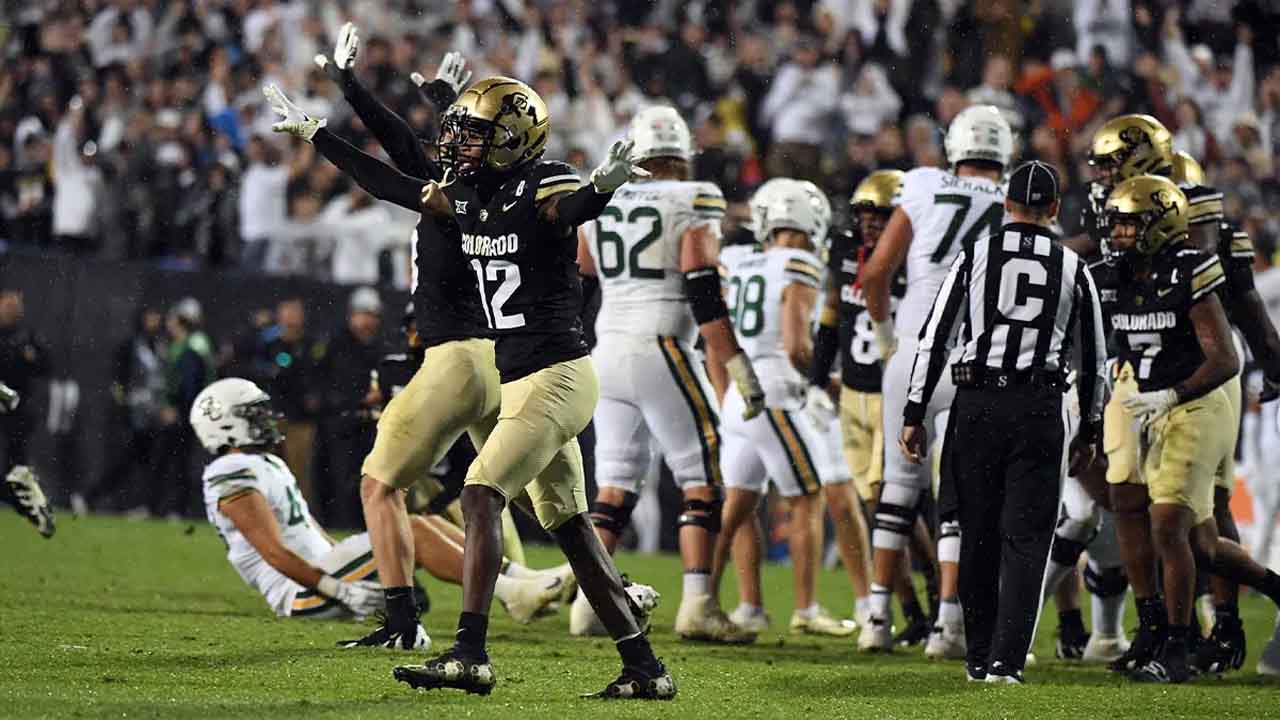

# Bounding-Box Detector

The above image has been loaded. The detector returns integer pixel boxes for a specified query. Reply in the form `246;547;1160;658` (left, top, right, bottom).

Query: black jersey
1110;244;1226;392
446;161;593;381
828;230;906;392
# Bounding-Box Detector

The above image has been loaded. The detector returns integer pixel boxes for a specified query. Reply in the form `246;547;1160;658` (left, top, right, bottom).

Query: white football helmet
763;184;826;248
629;106;692;163
797;180;833;248
190;378;283;453
944;104;1013;169
750;178;800;242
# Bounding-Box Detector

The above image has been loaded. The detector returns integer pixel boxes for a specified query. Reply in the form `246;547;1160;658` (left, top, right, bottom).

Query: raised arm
312;129;426;211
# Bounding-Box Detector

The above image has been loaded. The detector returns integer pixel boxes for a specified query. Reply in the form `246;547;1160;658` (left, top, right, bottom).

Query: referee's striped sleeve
1075;262;1107;425
904;248;968;424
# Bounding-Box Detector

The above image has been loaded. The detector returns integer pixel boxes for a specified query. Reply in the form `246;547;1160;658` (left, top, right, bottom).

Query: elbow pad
684;267;729;324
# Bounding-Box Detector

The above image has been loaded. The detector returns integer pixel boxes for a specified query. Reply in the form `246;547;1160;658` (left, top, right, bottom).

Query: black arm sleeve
312;129;425;211
328;67;441;179
416;79;458;114
540;186;612;230
808;321;839;387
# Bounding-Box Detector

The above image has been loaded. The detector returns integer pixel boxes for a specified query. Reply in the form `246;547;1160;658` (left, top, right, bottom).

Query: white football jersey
895;166;1005;336
202;452;331;616
582;179;726;344
722;244;825;409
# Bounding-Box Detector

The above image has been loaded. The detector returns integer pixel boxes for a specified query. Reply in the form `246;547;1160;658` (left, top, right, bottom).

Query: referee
898;161;1107;683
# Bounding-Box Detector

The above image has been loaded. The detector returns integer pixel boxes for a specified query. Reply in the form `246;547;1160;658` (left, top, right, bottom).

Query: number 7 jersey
581;179;727;344
896;167;1005;338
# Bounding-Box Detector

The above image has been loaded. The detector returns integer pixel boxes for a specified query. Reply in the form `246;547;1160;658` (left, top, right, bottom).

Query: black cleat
338;619;430;650
394;646;496;696
1055;615;1089;660
894;616;931;647
583;661;676;700
1193;617;1246;674
1131;643;1191;684
1108;623;1164;673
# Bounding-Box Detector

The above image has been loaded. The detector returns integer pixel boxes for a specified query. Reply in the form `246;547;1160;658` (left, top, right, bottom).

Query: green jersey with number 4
721;244;825;410
582;179;727;345
202;452;330;614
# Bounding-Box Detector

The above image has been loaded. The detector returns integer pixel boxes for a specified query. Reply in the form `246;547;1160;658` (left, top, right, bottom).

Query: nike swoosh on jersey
502;201;518;212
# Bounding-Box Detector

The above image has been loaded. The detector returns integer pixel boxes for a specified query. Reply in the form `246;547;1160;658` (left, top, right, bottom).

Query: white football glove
334;22;359;70
1121;388;1178;426
317;574;383;619
264;84;326;142
872;320;897;361
589;139;651;193
804;384;837;428
414;51;472;94
0;382;19;413
727;352;766;420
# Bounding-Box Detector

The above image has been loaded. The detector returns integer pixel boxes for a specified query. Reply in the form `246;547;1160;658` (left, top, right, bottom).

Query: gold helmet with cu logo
1088;114;1174;185
1171;150;1205;186
1104;174;1188;256
438;77;549;177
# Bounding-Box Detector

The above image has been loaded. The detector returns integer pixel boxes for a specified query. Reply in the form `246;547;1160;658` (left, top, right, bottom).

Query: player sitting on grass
191;378;565;630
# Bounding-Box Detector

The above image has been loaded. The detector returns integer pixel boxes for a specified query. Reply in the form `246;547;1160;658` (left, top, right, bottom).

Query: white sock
869;583;892;620
796;603;820;620
856;596;871;619
1091;590;1126;637
682;571;711;598
736;602;764;617
502;561;539;579
939;599;963;627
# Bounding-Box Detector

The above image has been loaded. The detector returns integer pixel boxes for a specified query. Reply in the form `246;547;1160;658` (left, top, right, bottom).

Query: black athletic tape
589;495;638;535
873;501;914;535
677;498;722;533
1051;535;1087;567
1083;564;1128;598
685;268;730;324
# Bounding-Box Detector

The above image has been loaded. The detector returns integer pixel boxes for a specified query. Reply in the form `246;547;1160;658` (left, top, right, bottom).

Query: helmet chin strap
438;166;456;189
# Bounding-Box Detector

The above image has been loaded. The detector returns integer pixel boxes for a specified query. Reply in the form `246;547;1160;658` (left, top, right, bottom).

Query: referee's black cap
1008;161;1061;208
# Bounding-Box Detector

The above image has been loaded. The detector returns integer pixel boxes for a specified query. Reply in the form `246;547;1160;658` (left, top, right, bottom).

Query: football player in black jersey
269;70;673;697
1102;176;1280;683
1075;116;1280;673
809;170;936;646
268;24;499;654
410;76;674;699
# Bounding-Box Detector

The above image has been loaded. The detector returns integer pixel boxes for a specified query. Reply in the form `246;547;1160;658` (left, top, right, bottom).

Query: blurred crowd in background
3;0;1280;284
4;0;1280;538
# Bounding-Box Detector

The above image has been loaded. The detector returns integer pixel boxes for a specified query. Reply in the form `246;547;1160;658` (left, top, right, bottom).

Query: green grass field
3;514;1277;719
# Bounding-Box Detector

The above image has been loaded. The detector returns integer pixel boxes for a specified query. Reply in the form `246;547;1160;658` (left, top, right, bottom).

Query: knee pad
677;495;722;534
872;501;916;551
937;519;961;564
1051;535;1088;568
1083;562;1128;598
589;493;639;536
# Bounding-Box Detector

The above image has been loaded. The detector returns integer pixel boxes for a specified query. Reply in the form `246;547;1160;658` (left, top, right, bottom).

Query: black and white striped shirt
903;222;1107;426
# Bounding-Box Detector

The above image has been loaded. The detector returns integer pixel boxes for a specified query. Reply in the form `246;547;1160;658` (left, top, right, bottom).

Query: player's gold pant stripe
292;593;336;612
658;337;722;486
766;409;820;494
340;559;378;583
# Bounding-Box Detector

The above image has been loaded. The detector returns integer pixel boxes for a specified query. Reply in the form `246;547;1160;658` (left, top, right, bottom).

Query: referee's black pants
939;384;1064;674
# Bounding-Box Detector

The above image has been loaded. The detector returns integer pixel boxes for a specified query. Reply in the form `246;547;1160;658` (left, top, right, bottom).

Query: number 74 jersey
897;166;1005;337
581;179;727;344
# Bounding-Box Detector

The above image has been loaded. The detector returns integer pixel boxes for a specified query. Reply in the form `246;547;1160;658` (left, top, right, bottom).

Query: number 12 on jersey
470;259;526;330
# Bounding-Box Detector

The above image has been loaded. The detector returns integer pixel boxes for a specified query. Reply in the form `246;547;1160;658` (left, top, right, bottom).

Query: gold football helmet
1105;174;1188;256
850;170;904;213
438;77;549;176
1171;150;1205;186
1089;114;1174;186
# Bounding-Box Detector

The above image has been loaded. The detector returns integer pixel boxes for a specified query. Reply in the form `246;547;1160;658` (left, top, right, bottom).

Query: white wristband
316;574;341;599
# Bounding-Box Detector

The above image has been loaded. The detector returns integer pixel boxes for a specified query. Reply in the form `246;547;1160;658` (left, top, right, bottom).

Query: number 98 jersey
581;179;726;345
827;229;907;392
897;167;1004;338
722;244;826;410
1109;245;1226;393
